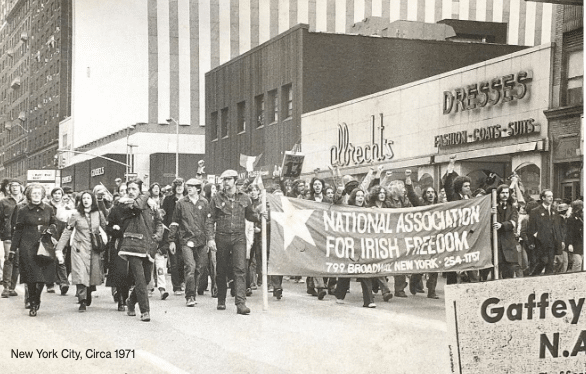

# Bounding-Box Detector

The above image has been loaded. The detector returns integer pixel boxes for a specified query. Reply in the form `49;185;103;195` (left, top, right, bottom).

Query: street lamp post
166;118;179;178
126;124;137;181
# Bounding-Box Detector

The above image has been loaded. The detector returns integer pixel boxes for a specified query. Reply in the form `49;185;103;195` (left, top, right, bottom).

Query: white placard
27;169;56;182
445;272;586;374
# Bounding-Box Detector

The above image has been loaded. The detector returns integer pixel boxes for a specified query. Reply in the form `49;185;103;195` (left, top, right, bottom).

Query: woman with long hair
334;188;378;308
366;185;394;302
55;191;106;312
9;184;58;316
149;182;164;209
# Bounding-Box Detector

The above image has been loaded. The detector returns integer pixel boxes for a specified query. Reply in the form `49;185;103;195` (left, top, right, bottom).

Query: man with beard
207;170;266;315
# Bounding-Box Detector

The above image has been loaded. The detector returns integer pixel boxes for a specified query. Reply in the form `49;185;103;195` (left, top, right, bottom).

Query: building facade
205;24;527;176
544;3;583;202
0;0;560;184
301;44;554;200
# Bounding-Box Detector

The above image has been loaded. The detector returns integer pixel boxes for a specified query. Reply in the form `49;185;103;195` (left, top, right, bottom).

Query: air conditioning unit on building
10;77;21;89
20;32;28;41
6;48;13;57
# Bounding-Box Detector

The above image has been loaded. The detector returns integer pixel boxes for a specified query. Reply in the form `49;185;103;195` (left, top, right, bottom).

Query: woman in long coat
10;184;57;316
55;191;105;312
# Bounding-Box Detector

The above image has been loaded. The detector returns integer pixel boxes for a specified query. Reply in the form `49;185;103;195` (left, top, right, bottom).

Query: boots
79;300;87;312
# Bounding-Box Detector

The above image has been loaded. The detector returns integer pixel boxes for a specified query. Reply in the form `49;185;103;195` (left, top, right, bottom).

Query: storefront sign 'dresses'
434;118;540;148
443;70;533;115
330;114;395;167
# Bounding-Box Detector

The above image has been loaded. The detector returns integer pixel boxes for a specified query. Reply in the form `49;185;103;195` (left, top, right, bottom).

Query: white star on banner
272;196;316;250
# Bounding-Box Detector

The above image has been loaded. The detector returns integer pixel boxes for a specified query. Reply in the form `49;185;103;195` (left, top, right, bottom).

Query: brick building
205;24;527;177
544;3;583;201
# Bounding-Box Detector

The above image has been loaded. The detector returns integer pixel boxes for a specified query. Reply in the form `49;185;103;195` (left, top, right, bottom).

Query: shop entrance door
561;181;581;201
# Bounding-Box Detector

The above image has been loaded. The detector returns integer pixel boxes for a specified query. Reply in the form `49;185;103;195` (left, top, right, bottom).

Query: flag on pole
253;173;265;190
240;153;262;172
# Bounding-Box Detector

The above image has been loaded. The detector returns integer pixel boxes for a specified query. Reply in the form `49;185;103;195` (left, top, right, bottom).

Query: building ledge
544;104;583;120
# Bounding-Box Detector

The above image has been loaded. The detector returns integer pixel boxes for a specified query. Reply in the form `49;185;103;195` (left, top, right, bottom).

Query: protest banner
445;272;586;374
267;194;493;277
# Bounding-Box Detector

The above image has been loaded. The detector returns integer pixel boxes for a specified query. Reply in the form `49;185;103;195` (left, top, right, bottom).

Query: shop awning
435;141;544;163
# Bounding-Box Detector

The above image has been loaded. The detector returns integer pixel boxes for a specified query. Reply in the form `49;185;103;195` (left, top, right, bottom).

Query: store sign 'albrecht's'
330;114;394;167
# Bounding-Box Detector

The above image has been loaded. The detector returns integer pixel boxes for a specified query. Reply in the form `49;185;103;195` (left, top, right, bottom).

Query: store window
515;163;541;202
565;49;583;106
210;111;218;140
282;84;292;120
220;107;229;138
268;89;278;124
237;101;246;134
255;94;264;128
559;162;582;202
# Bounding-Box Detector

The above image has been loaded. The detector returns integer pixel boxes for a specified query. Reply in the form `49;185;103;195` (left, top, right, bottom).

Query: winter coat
11;202;57;284
56;210;105;287
105;202;134;288
118;203;164;261
0;194;25;240
496;203;520;263
566;213;583;256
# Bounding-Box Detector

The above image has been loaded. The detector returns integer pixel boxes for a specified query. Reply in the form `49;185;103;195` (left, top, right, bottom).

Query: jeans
168;239;184;291
532;254;555;275
394;275;407;293
569;253;583;272
76;284;94;303
271;275;283;290
2;242;18;290
554;252;569;274
182;244;207;299
128;256;153;314
215;233;247;306
410;273;438;295
154;252;167;291
56;257;69;287
334;277;373;306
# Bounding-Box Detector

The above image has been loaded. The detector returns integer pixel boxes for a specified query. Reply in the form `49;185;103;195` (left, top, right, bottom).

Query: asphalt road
0;276;449;374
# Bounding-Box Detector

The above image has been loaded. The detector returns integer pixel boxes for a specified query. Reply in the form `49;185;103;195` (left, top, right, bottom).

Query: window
282;84;293;119
255;94;264;128
268;89;278;124
220;107;229;138
237;101;246;133
565;49;583;106
210;111;218;140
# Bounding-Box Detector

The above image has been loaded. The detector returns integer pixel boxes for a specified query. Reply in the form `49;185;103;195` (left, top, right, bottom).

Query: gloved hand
169;242;176;255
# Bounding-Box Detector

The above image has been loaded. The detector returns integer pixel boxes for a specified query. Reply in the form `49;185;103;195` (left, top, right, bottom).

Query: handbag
37;236;56;262
87;213;108;253
90;231;107;253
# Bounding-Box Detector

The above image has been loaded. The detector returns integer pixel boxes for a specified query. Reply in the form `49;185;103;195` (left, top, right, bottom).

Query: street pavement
0;276;449;374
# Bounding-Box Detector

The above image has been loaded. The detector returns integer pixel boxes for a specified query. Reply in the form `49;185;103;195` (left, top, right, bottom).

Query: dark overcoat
12;202;57;284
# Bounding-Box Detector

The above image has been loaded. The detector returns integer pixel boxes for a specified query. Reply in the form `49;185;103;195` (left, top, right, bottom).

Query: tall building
0;0;32;180
0;0;558;184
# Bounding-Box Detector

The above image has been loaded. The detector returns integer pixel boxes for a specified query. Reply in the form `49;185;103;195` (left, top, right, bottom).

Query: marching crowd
0;158;582;322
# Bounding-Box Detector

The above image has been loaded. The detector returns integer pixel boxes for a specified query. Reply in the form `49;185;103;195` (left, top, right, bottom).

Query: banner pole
261;188;269;311
491;189;499;280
